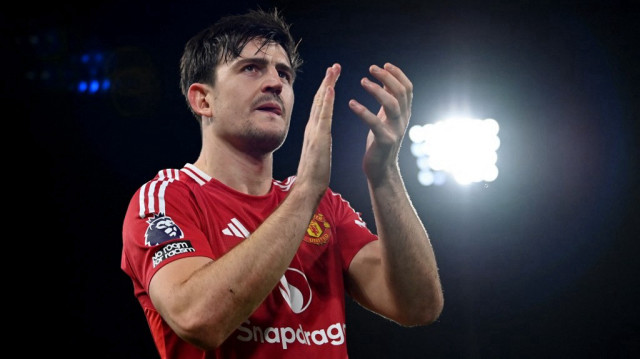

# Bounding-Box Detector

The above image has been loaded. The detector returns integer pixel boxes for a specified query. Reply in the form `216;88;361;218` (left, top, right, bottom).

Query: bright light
89;79;100;93
409;117;500;186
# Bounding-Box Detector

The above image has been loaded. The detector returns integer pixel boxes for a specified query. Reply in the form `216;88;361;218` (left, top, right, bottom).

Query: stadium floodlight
409;117;500;186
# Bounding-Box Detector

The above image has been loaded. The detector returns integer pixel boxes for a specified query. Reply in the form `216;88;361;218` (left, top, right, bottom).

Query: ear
187;83;214;119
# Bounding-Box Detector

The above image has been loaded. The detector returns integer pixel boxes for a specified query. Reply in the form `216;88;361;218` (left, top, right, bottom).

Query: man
121;8;443;358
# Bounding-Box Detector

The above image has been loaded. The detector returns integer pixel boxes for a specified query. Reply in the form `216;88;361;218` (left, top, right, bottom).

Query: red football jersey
121;163;378;358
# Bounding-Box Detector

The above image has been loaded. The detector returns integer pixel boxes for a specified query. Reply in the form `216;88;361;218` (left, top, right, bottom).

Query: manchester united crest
303;213;331;245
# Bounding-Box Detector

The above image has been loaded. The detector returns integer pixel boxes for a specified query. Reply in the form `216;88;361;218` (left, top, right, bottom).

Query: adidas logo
222;218;250;238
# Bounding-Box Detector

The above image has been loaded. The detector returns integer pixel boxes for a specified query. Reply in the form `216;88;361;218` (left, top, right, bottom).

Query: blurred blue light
77;81;88;93
89;80;100;93
72;51;111;94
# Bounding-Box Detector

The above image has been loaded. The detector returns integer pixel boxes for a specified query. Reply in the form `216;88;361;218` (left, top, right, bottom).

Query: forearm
156;185;323;349
367;166;443;324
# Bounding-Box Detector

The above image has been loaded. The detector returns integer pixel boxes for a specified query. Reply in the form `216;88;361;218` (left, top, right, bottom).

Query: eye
278;70;292;82
243;64;257;73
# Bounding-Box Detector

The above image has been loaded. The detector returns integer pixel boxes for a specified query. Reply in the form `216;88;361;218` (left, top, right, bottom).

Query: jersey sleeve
325;188;378;272
121;175;215;293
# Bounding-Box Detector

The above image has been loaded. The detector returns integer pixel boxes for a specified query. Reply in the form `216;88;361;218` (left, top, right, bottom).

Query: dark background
13;0;639;357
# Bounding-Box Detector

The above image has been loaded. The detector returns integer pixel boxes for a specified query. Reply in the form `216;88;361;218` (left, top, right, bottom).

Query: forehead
236;38;291;66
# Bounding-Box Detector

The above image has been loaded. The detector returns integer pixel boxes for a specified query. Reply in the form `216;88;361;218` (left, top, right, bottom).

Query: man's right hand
295;63;341;200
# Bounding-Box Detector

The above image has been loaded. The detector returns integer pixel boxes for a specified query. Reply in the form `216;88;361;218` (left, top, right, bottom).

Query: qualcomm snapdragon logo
236;321;346;349
278;268;312;314
236;269;344;350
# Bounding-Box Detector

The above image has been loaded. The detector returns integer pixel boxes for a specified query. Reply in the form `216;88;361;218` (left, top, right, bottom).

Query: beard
245;125;289;154
227;116;290;156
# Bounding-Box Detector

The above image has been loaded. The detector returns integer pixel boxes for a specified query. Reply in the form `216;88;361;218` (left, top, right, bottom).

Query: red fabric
122;163;377;358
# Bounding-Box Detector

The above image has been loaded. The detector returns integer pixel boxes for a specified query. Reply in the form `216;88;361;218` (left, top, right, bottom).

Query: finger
368;63;413;115
382;63;413;97
359;76;401;120
318;85;336;132
310;64;341;121
383;62;413;111
309;68;331;121
368;64;403;97
315;65;339;131
327;63;341;86
348;99;386;138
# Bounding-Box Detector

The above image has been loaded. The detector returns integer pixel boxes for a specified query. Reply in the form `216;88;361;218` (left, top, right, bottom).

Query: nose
262;67;283;95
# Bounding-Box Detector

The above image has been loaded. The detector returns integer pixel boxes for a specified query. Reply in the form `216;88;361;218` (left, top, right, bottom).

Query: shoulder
323;188;355;208
272;175;297;192
127;164;209;215
137;164;209;193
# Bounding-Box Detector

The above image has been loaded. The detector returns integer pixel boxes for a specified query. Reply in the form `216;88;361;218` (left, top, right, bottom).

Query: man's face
209;38;295;154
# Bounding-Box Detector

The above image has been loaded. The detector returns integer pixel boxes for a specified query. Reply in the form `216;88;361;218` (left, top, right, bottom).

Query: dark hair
179;8;302;120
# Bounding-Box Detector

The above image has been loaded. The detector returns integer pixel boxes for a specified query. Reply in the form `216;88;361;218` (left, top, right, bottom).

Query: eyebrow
235;57;295;80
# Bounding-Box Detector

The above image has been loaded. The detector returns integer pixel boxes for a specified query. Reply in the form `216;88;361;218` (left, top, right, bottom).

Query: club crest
303;213;330;245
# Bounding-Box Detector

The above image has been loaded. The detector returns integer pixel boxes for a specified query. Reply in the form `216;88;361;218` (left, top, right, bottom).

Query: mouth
255;102;283;116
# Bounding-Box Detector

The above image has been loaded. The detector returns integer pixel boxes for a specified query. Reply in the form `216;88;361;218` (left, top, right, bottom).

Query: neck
194;139;274;196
